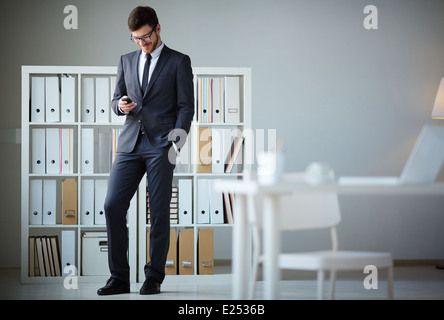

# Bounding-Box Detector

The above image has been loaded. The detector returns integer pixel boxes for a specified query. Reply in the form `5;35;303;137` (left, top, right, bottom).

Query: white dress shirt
138;42;164;87
119;42;165;115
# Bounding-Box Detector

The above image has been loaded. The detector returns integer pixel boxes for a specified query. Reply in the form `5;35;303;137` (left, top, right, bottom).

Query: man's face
131;24;161;54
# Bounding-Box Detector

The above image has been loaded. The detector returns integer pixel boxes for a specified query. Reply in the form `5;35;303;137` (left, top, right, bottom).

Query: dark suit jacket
112;45;194;153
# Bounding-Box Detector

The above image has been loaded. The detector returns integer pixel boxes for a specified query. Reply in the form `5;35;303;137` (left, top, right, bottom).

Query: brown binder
49;236;61;276
62;178;78;225
178;229;194;275
29;236;36;277
165;229;178;275
198;229;214;275
147;229;178;275
35;237;46;276
197;127;212;173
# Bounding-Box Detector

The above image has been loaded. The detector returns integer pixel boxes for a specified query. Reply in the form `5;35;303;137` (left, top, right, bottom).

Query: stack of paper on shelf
147;185;179;224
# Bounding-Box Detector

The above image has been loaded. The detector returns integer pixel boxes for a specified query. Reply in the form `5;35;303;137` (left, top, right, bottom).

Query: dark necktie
141;53;152;93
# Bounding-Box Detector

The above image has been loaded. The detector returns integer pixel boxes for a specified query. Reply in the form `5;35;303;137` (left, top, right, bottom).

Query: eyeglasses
130;27;156;43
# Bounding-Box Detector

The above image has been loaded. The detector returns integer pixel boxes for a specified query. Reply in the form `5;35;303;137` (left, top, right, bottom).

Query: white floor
1;265;444;300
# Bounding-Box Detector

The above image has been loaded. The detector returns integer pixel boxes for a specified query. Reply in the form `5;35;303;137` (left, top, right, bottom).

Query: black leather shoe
140;277;160;295
97;278;130;295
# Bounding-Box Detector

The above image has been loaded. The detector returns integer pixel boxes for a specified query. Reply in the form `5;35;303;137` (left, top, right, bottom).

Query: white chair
249;180;394;300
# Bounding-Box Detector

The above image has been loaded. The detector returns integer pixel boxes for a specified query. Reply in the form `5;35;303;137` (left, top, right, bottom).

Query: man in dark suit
97;6;194;295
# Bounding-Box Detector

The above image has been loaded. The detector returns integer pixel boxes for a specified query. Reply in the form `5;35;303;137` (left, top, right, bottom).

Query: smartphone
122;97;132;103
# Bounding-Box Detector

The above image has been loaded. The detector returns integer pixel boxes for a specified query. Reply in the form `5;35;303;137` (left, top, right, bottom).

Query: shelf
22;66;251;283
144;224;233;228
195;122;245;127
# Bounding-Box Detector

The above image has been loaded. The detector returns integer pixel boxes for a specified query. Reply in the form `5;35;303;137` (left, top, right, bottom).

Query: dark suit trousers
104;132;174;284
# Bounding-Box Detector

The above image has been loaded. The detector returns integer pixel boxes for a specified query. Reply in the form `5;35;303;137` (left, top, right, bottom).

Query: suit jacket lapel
130;50;143;115
143;45;171;98
133;50;143;95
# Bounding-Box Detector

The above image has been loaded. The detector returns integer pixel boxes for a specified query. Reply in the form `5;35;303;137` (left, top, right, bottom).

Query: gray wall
1;0;444;267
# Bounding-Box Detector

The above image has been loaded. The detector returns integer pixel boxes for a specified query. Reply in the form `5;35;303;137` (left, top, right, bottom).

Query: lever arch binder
81;179;94;225
31;128;45;174
45;128;60;174
45;77;60;123
225;76;240;123
198;228;214;274
178;179;192;225
197;127;212;173
81;77;95;122
178;228;194;275
212;77;224;123
31;77;45;122
94;179;107;225
197;179;210;224
209;181;224;224
211;128;225;173
60;128;74;174
165;229;178;275
95;77;110;123
30;179;43;225
81;128;94;174
62;178;77;225
61;76;76;122
42;179;57;225
61;230;76;275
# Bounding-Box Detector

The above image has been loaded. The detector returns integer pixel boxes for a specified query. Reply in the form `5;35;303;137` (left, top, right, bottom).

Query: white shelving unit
21;66;251;284
21;66;138;284
138;67;252;279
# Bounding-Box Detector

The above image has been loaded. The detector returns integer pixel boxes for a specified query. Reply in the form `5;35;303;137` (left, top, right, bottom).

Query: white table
213;179;444;300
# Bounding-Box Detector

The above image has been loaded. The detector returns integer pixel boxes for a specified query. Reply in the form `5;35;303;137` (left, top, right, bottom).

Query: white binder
197;179;210;224
43;179;57;224
31;77;45;122
95;77;110;123
61;230;76;274
81;128;94;173
81;179;94;225
45;128;60;174
197;78;208;123
31;128;46;174
61;76;76;122
212;77;224;123
211;128;225;173
94;179;108;225
178;179;192;225
45;77;60;123
60;128;74;174
81;77;95;122
224;76;240;123
30;179;43;225
209;180;224;224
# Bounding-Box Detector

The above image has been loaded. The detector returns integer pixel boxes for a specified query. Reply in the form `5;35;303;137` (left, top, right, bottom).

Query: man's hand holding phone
119;96;137;114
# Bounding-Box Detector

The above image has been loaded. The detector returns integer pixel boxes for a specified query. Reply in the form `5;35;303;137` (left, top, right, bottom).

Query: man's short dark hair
128;6;159;31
